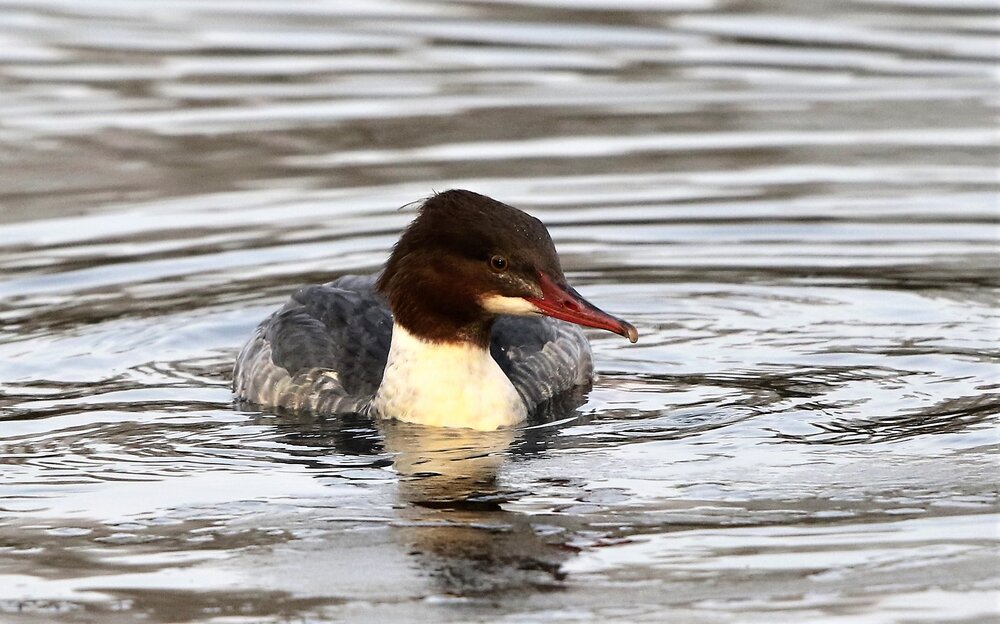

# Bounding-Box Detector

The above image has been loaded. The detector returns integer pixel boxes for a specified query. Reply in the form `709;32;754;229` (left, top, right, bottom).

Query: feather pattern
233;275;593;417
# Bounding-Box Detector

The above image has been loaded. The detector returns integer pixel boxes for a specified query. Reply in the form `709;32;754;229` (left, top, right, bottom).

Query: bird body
234;190;637;430
372;324;527;429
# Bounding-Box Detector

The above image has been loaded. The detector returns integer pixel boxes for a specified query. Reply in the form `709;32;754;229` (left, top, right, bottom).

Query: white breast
372;324;528;430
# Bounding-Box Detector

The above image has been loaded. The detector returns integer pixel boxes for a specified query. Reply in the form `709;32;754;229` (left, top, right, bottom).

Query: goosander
234;189;638;430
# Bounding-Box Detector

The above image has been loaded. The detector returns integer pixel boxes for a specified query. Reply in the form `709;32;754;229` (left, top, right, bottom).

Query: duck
233;189;638;430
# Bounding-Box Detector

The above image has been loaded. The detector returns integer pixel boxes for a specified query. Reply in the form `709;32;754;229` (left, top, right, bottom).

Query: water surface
0;0;998;622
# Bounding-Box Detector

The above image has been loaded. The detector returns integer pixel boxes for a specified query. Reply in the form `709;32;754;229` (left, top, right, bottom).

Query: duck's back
233;275;594;416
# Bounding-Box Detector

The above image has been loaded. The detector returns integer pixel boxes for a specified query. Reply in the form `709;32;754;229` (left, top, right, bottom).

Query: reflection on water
0;0;998;622
384;423;573;596
385;423;513;501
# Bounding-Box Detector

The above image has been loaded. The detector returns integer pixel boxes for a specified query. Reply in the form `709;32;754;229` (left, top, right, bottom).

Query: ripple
0;0;997;622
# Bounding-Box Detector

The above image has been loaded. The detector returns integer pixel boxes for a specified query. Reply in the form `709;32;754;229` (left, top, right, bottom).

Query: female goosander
234;190;638;430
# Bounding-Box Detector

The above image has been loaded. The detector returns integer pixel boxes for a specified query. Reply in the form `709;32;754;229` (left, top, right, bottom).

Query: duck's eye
490;255;508;272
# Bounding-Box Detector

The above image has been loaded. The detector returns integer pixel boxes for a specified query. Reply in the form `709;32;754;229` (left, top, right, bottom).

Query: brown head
376;190;638;347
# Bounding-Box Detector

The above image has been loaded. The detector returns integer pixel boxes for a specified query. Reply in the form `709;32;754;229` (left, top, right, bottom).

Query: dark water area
0;0;998;622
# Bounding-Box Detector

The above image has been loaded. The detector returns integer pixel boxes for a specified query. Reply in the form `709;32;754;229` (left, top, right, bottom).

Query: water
0;0;998;622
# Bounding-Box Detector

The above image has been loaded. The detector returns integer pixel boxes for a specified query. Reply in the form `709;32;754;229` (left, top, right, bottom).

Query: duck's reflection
259;410;577;595
383;421;513;504
381;420;569;594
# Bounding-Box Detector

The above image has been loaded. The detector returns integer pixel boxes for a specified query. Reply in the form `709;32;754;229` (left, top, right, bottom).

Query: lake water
0;0;998;622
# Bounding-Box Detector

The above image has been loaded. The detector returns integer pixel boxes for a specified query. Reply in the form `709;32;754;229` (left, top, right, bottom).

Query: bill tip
623;322;639;343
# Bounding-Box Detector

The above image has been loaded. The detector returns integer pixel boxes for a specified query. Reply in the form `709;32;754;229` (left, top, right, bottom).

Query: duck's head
377;189;638;346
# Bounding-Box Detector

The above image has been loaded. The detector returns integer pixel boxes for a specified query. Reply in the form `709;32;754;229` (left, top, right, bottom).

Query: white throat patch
372;324;527;430
479;294;539;316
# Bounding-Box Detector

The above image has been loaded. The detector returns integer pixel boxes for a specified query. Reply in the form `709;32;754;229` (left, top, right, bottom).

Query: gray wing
233;275;392;414
490;316;594;411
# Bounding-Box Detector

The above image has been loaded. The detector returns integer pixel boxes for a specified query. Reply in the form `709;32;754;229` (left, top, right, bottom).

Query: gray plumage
233;275;593;417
